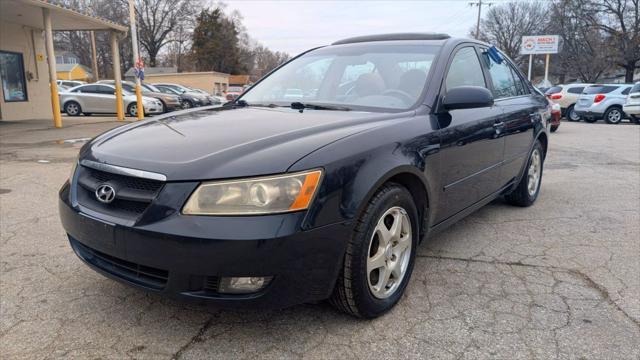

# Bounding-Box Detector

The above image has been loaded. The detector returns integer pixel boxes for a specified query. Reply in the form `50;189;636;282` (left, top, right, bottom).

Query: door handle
493;122;505;128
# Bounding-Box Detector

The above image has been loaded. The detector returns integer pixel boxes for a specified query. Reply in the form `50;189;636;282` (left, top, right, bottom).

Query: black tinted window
545;86;562;94
95;85;114;94
621;87;631;95
509;66;529;95
583;85;618;94
567;86;584;94
78;85;97;93
445;47;486;89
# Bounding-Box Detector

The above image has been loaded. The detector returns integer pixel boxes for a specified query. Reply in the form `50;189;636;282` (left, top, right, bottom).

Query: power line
469;0;493;38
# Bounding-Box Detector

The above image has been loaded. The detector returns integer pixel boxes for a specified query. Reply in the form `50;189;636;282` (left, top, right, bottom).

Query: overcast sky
222;0;484;55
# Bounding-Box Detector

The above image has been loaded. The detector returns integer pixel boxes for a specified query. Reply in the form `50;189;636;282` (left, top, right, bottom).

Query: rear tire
64;101;81;116
566;105;580;121
330;183;418;318
584;117;598;123
505;140;544;207
182;100;193;109
631;115;639;124
604;107;623;124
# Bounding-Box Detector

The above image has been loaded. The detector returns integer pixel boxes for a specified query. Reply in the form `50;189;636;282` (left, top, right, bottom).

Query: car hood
84;106;408;181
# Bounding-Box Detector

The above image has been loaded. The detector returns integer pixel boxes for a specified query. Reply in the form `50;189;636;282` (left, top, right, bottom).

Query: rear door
434;45;505;223
94;85;117;112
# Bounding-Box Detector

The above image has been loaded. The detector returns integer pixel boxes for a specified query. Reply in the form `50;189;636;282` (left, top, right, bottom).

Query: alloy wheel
66;103;79;115
527;149;541;196
607;109;622;123
366;206;412;299
129;104;137;117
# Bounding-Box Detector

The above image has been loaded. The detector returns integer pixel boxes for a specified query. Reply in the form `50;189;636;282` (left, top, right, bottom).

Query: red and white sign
521;35;559;55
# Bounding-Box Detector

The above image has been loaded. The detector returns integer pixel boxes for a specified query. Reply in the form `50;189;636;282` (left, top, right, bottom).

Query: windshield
240;43;440;111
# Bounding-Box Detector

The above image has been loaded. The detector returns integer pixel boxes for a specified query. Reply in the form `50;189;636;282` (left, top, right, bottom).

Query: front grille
75;166;163;220
70;237;168;290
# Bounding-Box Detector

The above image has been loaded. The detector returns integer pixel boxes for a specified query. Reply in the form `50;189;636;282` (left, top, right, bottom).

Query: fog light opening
218;276;273;294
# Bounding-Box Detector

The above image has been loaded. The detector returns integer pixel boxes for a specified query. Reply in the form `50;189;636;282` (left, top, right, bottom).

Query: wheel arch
353;166;431;242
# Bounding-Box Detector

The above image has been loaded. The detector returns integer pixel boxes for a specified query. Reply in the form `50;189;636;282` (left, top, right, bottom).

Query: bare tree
134;0;200;67
476;1;549;66
588;0;640;82
549;0;611;82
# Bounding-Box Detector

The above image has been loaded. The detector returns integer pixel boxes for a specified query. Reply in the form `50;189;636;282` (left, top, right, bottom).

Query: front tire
604;107;623;124
550;124;559;132
330;183;418;318
127;102;138;117
182;100;193;109
505;140;544;207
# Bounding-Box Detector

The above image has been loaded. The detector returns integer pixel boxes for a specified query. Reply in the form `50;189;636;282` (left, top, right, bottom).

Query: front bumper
59;182;350;308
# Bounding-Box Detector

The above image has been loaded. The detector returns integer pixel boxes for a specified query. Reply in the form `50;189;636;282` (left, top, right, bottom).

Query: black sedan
59;33;550;318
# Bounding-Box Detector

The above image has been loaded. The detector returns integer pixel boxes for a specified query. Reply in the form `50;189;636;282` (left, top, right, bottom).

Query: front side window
0;51;28;102
241;44;440;111
445;47;486;89
483;52;519;99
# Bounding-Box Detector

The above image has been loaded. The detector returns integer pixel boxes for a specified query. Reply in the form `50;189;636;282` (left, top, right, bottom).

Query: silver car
59;83;163;117
574;83;634;124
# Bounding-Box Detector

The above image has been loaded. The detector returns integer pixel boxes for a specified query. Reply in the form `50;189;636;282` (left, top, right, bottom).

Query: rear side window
583;85;618;94
567;86;585;94
483;53;519;98
545;86;562;94
621;87;631;95
445;47;486;89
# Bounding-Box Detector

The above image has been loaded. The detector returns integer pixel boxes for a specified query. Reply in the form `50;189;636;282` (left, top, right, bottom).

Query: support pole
90;31;99;81
528;54;533;81
128;0;144;120
43;8;62;128
110;32;125;121
544;53;550;85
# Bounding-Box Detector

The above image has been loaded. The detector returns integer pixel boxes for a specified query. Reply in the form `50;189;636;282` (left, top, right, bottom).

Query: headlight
182;170;322;215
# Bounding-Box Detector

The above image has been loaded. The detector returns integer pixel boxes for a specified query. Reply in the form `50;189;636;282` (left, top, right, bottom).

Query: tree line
476;0;639;83
51;0;290;81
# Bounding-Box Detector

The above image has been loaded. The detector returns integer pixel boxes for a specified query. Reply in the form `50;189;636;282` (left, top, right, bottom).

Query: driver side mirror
442;86;494;110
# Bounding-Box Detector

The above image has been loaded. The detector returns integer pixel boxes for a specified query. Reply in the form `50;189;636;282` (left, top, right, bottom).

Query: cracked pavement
1;118;639;359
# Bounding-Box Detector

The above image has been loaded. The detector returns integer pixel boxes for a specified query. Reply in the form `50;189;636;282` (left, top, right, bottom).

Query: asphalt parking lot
1;117;639;359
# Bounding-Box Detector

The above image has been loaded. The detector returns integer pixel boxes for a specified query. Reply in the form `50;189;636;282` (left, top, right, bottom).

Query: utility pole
90;31;99;81
128;0;144;120
470;0;492;39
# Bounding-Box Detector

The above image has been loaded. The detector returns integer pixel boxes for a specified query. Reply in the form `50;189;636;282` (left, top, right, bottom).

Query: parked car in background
550;103;561;132
153;84;206;108
545;83;591;121
623;82;640;124
153;83;212;106
59;83;163;117
188;88;225;105
97;80;182;112
225;86;244;101
57;80;85;88
60;33;550;318
574;84;634;124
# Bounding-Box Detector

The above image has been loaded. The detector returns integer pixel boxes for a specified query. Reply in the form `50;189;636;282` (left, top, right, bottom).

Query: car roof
332;33;450;45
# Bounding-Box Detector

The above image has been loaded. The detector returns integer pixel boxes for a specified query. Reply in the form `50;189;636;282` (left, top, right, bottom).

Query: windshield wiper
231;100;279;108
290;102;351;112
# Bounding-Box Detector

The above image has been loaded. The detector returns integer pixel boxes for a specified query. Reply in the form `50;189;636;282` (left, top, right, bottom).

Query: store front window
0;51;28;102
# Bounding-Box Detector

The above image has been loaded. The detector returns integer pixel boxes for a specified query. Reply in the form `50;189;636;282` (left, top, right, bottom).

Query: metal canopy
0;0;127;32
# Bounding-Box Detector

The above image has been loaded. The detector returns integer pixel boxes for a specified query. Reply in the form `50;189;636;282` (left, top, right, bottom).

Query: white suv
623;82;640;124
545;83;591;121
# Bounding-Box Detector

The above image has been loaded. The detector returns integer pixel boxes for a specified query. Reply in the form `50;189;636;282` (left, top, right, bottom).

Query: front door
434;46;505;223
479;49;543;187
